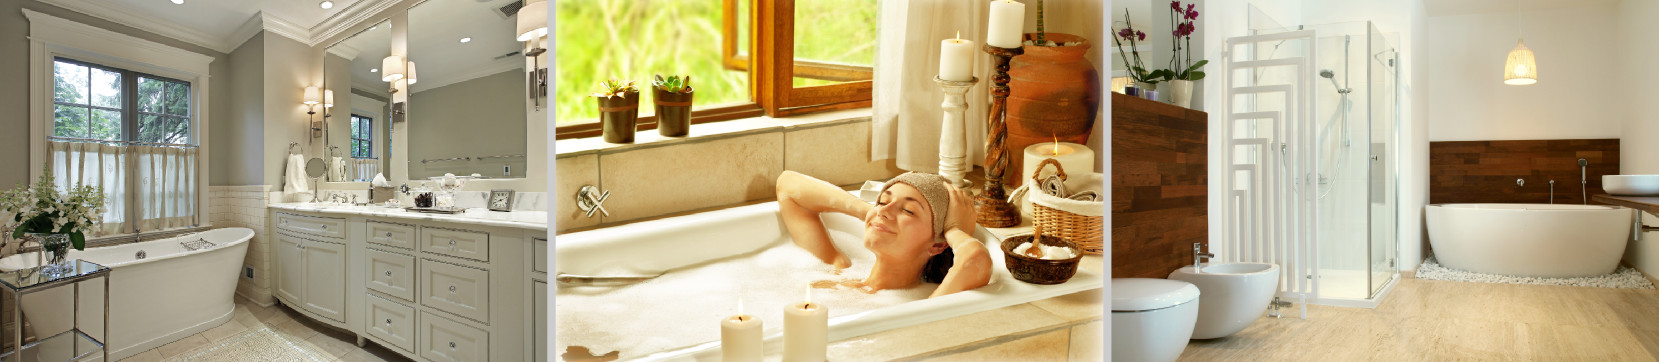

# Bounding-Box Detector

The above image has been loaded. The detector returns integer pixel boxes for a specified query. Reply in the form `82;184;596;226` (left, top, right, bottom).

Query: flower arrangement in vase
0;168;105;273
593;78;640;143
1166;0;1207;108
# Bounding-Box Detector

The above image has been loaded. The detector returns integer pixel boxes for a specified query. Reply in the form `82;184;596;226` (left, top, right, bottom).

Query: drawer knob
385;271;393;277
449;285;457;293
386;318;392;325
385;232;393;238
448;240;456;246
321;225;328;229
449;342;456;349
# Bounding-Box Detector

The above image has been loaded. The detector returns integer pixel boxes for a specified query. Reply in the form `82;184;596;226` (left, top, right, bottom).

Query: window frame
26;9;212;241
553;0;873;140
51;57;196;146
350;114;374;159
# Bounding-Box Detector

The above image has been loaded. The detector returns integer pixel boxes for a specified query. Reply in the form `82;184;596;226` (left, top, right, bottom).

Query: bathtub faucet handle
576;185;611;218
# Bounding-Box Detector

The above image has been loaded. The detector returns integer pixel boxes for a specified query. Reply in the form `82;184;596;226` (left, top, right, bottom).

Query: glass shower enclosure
1227;8;1399;306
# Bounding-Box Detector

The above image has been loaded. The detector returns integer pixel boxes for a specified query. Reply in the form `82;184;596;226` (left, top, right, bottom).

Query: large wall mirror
324;0;531;184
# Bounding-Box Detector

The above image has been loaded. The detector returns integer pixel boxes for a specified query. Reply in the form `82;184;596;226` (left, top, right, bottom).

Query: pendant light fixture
1504;0;1537;85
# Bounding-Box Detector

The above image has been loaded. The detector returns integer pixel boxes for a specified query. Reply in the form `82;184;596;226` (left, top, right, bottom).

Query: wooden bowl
1001;233;1083;285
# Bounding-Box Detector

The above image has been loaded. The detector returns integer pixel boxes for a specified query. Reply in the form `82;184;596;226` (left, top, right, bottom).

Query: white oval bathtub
0;227;252;361
1425;204;1630;278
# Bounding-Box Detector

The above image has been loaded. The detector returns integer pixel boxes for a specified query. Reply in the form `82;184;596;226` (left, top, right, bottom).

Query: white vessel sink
1604;175;1659;196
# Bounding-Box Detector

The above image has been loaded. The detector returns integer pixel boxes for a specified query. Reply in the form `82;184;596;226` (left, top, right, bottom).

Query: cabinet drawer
420;227;489;262
420;259;490;324
366;294;417;354
532;237;547;273
367;221;417;250
275;212;346;241
419;312;490;362
367;248;416;302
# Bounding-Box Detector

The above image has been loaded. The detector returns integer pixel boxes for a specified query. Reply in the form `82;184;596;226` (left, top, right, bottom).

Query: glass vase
25;233;73;277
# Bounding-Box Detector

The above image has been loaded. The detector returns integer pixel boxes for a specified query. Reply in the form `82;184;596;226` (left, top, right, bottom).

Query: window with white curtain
49;57;198;237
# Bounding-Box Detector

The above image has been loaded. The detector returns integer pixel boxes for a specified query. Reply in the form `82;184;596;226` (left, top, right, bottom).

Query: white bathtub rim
1426;203;1618;211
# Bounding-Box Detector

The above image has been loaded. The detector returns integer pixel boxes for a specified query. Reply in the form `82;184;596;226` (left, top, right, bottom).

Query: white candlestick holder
936;76;980;188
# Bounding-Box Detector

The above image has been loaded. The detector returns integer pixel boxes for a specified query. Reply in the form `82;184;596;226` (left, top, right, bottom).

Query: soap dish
858;180;885;202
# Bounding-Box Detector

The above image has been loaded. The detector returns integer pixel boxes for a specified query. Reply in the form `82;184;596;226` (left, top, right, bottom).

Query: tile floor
1180;274;1659;361
118;296;409;362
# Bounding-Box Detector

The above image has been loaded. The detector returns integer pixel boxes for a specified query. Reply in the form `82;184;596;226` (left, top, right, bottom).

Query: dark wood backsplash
1429;139;1619;205
1111;93;1208;279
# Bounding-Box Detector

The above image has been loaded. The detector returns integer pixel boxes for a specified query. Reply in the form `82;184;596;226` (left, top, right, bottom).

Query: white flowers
1;170;106;237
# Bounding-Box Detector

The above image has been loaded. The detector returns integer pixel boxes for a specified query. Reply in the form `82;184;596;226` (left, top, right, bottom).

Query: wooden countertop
1591;194;1659;215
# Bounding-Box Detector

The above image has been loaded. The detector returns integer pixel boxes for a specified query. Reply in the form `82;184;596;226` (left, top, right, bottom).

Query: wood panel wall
1110;93;1208;279
1429;139;1619;205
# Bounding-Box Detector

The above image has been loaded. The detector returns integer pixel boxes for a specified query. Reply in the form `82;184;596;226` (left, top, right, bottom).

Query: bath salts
556;228;935;360
1013;242;1075;260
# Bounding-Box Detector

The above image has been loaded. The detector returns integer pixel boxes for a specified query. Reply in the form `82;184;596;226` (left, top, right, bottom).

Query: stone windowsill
554;108;875;157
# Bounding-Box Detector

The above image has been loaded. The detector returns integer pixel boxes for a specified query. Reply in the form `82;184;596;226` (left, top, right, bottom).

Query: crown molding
327;43;362;60
310;0;403;47
260;12;312;45
227;12;265;51
35;0;238;54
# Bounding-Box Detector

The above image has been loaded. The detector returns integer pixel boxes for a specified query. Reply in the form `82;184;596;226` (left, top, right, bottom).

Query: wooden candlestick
976;44;1023;228
936;76;979;188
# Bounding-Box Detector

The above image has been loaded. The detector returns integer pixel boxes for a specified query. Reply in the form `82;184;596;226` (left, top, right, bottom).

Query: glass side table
0;260;109;362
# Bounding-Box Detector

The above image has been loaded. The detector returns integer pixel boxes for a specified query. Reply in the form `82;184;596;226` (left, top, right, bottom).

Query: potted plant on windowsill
0;168;104;276
1005;0;1104;187
652;75;694;137
593;79;640;143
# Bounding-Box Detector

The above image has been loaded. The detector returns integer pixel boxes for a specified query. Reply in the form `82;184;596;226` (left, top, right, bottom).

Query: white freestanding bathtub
555;200;1103;361
0;227;252;361
1425;204;1630;278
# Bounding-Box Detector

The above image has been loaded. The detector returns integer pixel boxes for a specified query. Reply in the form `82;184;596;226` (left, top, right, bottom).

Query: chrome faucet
1193;242;1215;272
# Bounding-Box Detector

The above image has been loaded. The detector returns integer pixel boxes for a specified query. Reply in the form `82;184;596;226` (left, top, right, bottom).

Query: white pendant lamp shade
516;1;549;42
382;55;406;82
324;90;335;108
1504;40;1537;85
407;61;418;85
303;86;320;105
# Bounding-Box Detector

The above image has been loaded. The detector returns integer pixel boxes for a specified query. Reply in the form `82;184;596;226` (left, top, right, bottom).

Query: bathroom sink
1604;175;1659;196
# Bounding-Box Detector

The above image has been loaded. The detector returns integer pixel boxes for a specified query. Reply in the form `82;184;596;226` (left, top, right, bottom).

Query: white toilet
1168;263;1281;339
1111;278;1201;362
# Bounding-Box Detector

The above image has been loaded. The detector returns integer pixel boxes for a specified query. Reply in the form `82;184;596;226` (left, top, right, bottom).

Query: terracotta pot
654;89;694;137
597;91;640;143
1006;33;1100;187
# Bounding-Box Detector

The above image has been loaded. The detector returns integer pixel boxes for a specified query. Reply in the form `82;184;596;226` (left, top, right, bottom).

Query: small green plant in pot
652;75;694;137
593;79;640;143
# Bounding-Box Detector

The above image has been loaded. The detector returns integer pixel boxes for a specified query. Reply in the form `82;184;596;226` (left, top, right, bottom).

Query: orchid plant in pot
0;169;105;275
1112;11;1167;98
1166;1;1207;108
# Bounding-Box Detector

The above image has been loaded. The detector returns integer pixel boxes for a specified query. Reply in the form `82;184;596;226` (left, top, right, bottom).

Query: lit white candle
721;300;763;362
1021;140;1095;187
986;0;1026;48
783;286;827;362
939;31;974;82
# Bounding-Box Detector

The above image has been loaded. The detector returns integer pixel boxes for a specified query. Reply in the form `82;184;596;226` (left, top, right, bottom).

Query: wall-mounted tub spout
1581;158;1589;205
1517;178;1525;187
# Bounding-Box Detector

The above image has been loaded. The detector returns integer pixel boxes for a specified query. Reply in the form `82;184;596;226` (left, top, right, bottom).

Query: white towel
331;157;346;181
284;154;309;193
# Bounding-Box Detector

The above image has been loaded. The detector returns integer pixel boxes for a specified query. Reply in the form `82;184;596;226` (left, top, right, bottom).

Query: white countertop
269;203;549;231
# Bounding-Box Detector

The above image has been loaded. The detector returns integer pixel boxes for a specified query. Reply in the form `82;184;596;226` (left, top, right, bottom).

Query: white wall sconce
304;86;324;138
381;55;406;82
517;0;549;110
407;62;418;85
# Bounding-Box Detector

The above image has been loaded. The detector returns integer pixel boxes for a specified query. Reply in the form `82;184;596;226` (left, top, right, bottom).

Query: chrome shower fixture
1319;69;1351;94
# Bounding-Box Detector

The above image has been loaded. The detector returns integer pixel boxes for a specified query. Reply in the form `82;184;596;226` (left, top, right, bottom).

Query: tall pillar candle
783;288;828;362
721;301;762;362
940;33;974;82
986;0;1026;48
1021;141;1094;186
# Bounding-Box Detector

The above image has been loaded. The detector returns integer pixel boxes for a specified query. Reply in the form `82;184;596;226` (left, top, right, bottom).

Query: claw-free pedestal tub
0;227;252;361
1426;204;1631;278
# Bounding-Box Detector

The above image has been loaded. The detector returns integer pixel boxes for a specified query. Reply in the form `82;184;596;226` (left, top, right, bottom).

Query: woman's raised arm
775;171;870;268
931;183;992;298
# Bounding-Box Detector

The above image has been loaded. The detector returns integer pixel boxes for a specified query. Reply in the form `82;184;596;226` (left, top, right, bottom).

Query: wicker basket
1028;159;1104;255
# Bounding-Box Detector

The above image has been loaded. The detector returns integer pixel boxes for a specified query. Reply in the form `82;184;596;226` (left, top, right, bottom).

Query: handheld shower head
1319;69;1335;78
1319;69;1351;94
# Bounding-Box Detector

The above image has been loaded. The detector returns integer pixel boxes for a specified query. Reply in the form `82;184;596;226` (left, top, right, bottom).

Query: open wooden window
554;0;876;140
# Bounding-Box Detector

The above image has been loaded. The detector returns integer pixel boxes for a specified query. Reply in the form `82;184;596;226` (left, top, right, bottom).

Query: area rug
1415;257;1656;289
172;326;332;362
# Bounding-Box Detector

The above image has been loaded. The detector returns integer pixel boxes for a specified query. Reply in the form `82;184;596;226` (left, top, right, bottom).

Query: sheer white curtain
871;0;991;171
47;141;127;237
134;145;198;231
351;158;380;182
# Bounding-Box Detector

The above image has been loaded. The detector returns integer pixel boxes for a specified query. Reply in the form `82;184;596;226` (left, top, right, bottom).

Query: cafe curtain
134;145;198;232
47;141;128;237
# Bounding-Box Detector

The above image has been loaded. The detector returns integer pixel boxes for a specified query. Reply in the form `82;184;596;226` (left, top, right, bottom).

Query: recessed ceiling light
370;68;378;73
319;1;333;9
171;0;183;4
459;37;472;43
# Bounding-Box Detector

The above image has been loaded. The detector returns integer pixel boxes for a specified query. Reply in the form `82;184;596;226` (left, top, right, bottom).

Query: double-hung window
350;115;373;159
49;57;199;237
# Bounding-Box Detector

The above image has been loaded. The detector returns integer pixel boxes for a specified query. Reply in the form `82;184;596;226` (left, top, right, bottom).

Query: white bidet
1168;263;1280;339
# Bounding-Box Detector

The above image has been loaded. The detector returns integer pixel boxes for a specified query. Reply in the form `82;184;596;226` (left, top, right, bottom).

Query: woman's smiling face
864;182;936;261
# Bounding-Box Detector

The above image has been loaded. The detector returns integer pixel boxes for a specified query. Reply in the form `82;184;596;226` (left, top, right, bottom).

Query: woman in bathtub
775;171;992;298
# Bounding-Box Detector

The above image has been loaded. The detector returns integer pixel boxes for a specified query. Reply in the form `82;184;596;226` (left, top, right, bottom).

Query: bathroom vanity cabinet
269;206;547;362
